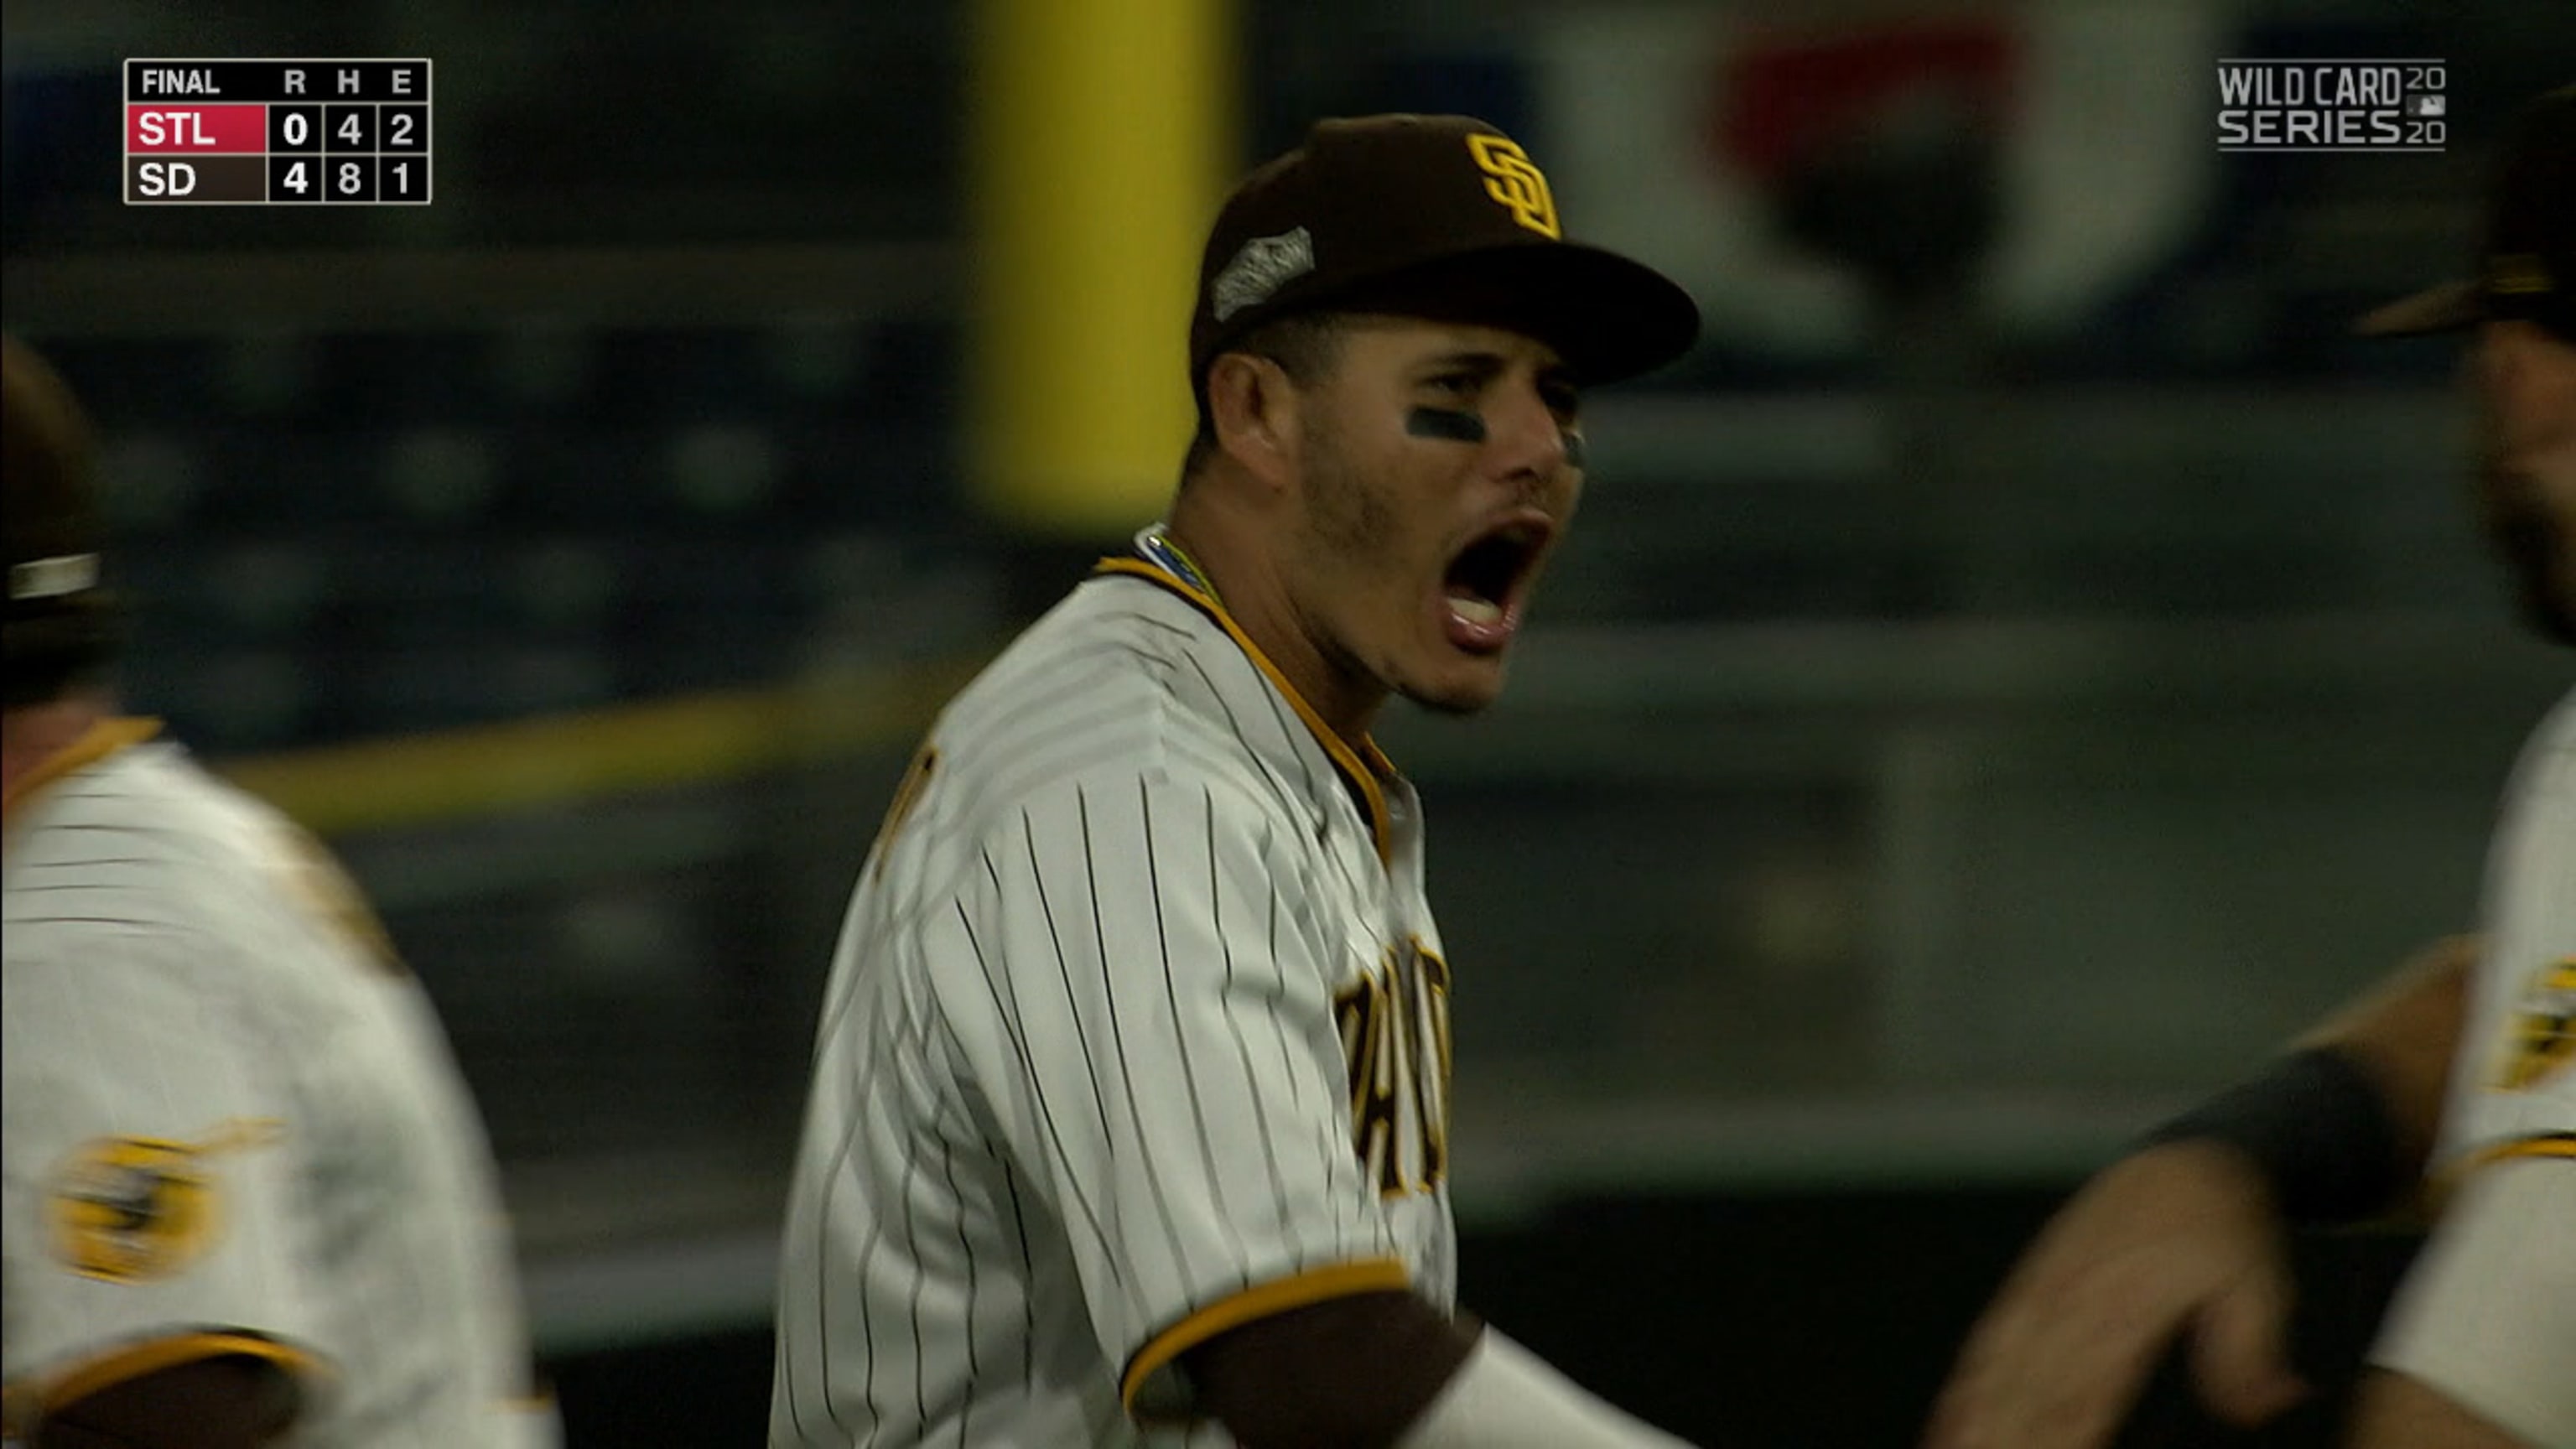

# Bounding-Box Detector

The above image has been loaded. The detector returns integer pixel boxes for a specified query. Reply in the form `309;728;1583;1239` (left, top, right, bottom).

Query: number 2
389;113;413;145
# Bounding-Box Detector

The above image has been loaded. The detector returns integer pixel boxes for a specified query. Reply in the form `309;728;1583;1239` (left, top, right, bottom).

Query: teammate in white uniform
773;115;1706;1447
1924;87;2576;1449
0;336;553;1449
2372;686;2575;1446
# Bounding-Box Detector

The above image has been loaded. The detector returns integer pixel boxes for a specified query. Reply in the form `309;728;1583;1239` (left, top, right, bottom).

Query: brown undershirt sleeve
1183;1290;1483;1449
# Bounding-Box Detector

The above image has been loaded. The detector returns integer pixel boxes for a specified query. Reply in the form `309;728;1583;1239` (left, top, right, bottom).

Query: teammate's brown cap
4;335;106;616
4;335;120;703
1189;114;1701;387
2357;85;2576;340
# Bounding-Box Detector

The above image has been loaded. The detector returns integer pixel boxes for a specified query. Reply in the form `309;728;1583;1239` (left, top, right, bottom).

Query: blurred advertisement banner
1535;3;2222;360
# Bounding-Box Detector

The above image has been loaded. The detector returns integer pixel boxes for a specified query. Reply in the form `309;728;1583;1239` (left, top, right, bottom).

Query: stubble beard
1293;423;1495;718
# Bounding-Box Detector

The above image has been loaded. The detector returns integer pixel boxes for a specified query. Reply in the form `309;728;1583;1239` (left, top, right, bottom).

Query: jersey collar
1096;532;1400;867
3;716;162;826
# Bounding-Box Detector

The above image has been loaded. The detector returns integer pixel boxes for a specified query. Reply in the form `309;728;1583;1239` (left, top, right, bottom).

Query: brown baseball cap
4;335;121;703
1189;114;1701;387
2356;85;2576;339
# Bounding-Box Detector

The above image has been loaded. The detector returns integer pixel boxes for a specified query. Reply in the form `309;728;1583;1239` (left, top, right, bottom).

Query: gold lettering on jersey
43;1119;278;1283
1466;135;1560;238
871;742;941;881
2490;957;2576;1091
1333;937;1453;1195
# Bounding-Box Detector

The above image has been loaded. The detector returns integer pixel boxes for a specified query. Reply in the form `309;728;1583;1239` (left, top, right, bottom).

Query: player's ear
1205;351;1301;491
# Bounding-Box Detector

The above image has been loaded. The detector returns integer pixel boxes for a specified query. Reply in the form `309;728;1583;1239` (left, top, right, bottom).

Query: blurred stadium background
6;2;2570;1445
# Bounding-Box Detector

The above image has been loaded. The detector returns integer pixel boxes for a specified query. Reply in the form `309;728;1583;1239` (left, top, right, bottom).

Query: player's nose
1484;377;1574;482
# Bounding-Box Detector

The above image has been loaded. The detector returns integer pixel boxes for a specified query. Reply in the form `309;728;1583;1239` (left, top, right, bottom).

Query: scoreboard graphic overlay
126;60;431;205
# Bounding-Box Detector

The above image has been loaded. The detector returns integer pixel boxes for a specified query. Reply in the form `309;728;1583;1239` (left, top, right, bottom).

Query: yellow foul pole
969;0;1233;539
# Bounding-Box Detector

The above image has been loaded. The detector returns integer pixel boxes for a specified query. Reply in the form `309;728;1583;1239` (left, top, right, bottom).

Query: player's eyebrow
1409;349;1577;390
1410;349;1507;378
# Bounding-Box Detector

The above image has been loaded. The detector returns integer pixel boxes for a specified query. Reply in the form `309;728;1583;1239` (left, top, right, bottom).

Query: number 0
283;112;309;146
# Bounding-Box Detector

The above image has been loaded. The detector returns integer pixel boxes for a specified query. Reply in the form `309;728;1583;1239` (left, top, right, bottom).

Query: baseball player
771;115;1706;1447
1924;87;2576;1449
0;335;555;1449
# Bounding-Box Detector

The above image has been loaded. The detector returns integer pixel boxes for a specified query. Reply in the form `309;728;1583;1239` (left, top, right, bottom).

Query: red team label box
127;60;432;205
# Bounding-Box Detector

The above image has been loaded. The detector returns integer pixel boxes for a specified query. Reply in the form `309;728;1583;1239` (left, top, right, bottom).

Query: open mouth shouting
1440;513;1555;654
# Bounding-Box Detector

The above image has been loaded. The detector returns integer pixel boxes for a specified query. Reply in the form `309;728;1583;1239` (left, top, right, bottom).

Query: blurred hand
1920;1140;2313;1449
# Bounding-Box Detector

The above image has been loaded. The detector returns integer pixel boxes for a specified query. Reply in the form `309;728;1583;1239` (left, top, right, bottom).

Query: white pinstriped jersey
2434;686;2576;1168
0;723;553;1449
772;553;1459;1448
2371;686;2576;1446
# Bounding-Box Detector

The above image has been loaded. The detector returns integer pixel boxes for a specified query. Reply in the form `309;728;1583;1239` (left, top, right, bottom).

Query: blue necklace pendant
1135;526;1218;602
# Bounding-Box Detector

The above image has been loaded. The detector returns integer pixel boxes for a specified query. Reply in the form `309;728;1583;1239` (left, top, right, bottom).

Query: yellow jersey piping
1119;1256;1413;1415
1093;556;1397;867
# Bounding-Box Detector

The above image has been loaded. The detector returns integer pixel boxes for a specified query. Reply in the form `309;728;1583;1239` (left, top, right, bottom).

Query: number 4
337;112;365;145
283;161;308;193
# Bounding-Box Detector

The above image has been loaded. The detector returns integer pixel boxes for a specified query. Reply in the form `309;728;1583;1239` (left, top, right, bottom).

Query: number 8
340;162;362;193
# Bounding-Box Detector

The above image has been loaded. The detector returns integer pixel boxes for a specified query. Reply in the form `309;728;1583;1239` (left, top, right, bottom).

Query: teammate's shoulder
2495;685;2576;814
8;740;312;921
2532;685;2576;758
15;739;228;849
